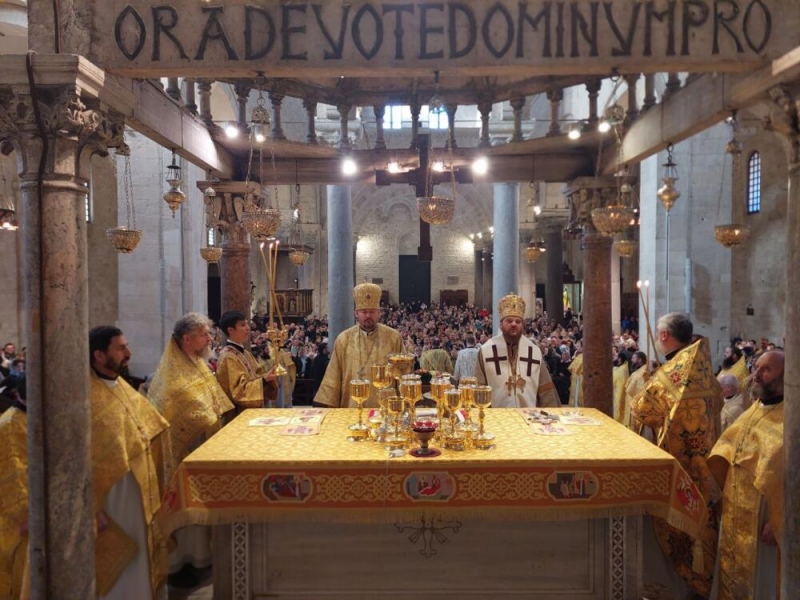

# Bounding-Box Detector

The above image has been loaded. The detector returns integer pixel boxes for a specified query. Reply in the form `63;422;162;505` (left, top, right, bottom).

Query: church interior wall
0;154;23;349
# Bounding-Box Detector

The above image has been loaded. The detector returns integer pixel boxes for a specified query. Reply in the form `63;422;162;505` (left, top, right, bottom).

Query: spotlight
533;205;542;216
253;124;267;144
387;161;401;173
472;157;489;175
225;123;240;138
342;157;358;176
568;126;581;140
432;160;445;172
489;226;494;234
598;120;611;134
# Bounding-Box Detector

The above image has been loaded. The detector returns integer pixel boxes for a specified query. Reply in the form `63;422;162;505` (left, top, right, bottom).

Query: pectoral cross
520;346;540;377
485;345;507;376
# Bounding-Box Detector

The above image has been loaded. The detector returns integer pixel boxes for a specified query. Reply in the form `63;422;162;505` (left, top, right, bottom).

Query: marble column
3;88;125;598
763;87;800;594
544;223;564;326
183;78;197;115
564;178;617;417
269;91;286;141
547;88;563;137
611;244;622;335
303;98;318;145
166;77;181;102
492;183;520;333
585;79;601;129
479;99;493;147
327;185;354;344
197;79;213;127
198;182;260;317
509;96;525;143
373;104;386;150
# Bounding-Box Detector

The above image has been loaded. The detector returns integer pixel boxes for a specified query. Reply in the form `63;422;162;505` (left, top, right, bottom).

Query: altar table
161;408;705;600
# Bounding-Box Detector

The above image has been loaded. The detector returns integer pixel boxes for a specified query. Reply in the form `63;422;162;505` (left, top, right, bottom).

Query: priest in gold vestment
568;340;584;407
0;377;28;600
315;283;404;408
612;355;630;423
148;313;235;583
419;342;454;374
709;350;784;600
89;326;170;599
719;347;751;406
623;351;649;430
630;314;723;598
216;310;277;409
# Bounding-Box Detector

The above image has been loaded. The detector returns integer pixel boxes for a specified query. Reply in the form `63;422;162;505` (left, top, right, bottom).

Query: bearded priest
475;293;560;408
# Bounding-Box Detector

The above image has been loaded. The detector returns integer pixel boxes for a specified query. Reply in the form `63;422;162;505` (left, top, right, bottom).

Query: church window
746;151;761;214
387;105;404;129
427;105;449;129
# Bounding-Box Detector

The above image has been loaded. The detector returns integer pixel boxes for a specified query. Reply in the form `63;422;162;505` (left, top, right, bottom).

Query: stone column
611;244;621;335
446;103;458;148
564;178;617;416
1;87;126;599
269;91;286;141
166;77;181;102
409;98;421;149
547;88;563;136
303;98;318;145
197;182;259;317
197;79;213;127
763;86;800;595
585;79;601;129
337;104;351;149
234;83;251;130
642;74;656;112
624;74;640;125
509;96;525;143
182;78;197;115
544;221;564;326
373;104;386;150
492;183;520;333
479;99;493;147
327;185;354;344
663;73;681;100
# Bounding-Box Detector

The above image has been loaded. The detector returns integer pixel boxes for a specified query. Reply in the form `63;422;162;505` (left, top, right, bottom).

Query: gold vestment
623;365;649;430
612;364;629;423
630;338;723;597
0;407;27;600
90;372;170;594
720;355;751;402
568;353;584;407
315;323;404;408
148;339;235;480
419;349;453;374
217;344;275;409
709;401;783;600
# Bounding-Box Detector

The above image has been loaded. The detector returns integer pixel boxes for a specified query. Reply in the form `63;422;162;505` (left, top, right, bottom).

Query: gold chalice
388;353;416;391
347;379;371;442
267;325;289;376
371;363;393;421
443;389;465;451
399;374;422;442
472;385;495;450
458;382;479;439
385;396;406;449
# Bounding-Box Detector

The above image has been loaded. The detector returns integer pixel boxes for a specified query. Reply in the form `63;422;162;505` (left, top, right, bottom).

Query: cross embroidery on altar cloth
519;346;540;377
486;345;507;375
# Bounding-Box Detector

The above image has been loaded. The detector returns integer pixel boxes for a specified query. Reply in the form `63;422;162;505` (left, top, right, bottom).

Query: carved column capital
763;85;800;168
562;177;618;233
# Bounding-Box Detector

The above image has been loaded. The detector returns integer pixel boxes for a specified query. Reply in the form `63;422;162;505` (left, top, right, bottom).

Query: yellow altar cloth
160;408;706;539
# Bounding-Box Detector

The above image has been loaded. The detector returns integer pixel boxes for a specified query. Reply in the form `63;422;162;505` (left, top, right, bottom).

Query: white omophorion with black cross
479;336;544;408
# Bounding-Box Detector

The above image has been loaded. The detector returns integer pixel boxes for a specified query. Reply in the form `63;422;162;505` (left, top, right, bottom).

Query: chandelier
714;115;750;249
525;241;546;263
107;142;143;254
200;246;223;263
163;149;186;217
418;195;455;225
241;82;282;242
614;238;637;257
657;143;681;212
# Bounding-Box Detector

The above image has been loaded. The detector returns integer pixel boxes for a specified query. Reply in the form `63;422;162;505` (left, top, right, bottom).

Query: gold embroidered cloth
612;365;629;423
709;401;783;599
630;338;724;597
90;374;170;594
0;407;27;600
149;339;235;481
216;345;268;409
568;354;584;407
161;408;707;541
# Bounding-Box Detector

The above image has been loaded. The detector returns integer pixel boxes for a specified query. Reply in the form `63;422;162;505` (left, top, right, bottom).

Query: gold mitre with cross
353;282;381;310
498;293;526;320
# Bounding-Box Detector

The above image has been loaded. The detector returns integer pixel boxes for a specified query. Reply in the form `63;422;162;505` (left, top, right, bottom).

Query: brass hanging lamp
162;149;186;217
714;115;750;248
107;141;143;253
657;143;681;213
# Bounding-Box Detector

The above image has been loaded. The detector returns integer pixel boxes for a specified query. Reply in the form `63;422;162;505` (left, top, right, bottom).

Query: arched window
746;151;761;214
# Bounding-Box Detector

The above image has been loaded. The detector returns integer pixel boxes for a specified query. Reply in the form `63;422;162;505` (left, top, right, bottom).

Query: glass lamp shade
241;207;281;241
657;177;681;212
613;239;637;258
591;205;635;236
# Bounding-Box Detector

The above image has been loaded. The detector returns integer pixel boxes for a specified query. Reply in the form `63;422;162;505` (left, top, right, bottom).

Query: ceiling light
489;226;494;234
342;157;358;176
432;160;445;172
568;126;581;140
598;120;611;133
472;157;488;175
388;161;401;173
225;123;240;138
533;205;542;215
253;123;268;144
